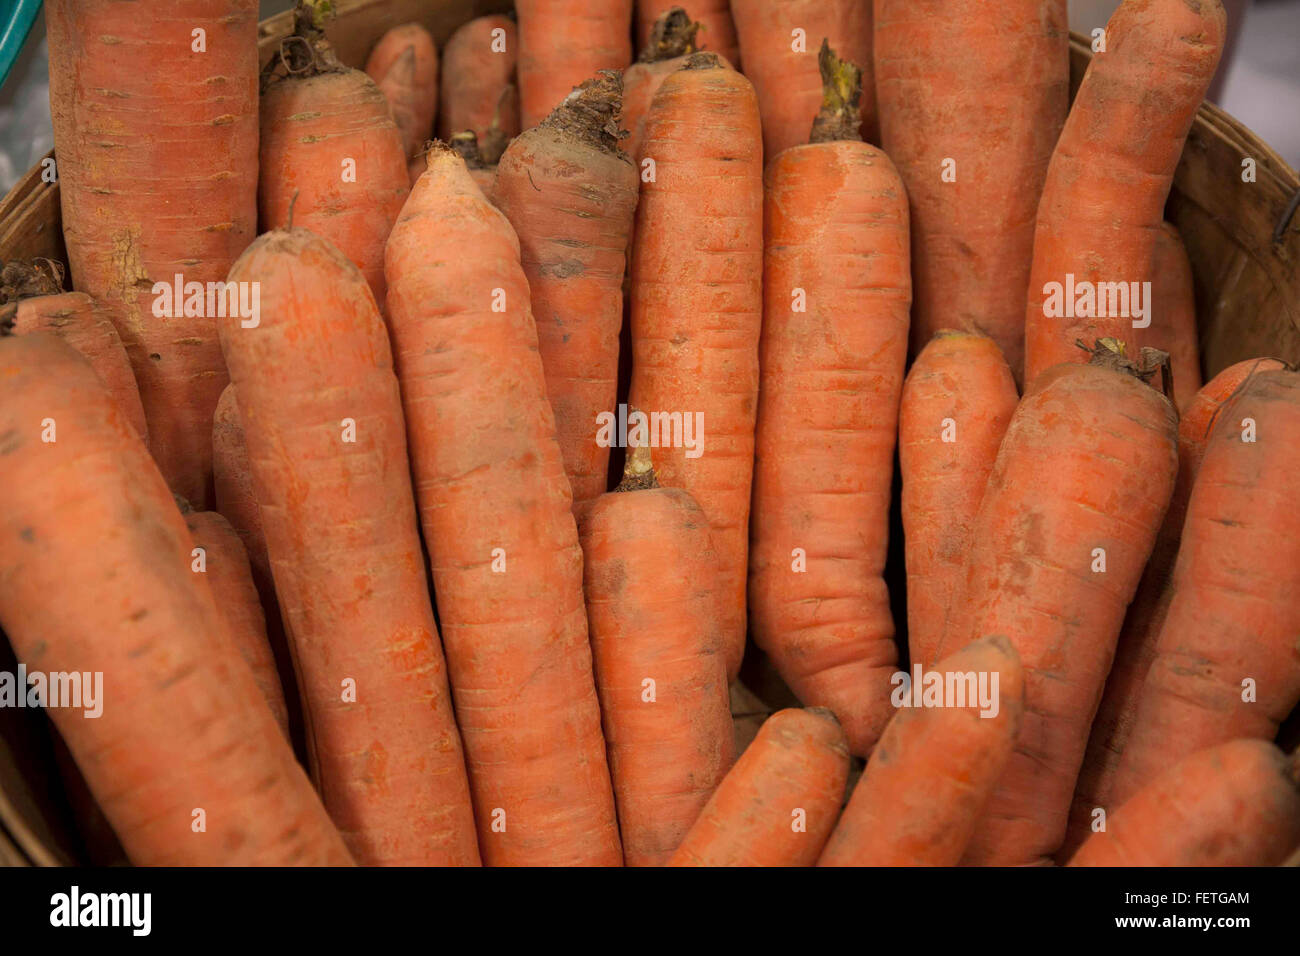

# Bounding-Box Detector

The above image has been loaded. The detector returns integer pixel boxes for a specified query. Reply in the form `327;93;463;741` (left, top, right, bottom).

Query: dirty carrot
516;0;633;129
447;132;500;198
636;0;738;67
438;14;519;162
622;7;704;162
365;23;439;184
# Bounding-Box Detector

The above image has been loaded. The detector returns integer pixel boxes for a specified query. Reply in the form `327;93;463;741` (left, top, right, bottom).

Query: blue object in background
0;0;41;91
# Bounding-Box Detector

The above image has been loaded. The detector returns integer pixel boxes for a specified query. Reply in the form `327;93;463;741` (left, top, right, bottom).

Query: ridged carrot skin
385;148;622;866
819;636;1025;866
365;23;439;181
516;0;633;129
0;334;351;866
494;73;639;511
221;228;479;867
1023;0;1226;383
1150;222;1202;409
622;9;718;163
900;331;1018;670
438;15;520;157
45;0;260;509
636;0;738;67
874;0;1068;382
940;348;1178;865
1069;740;1300;866
630;54;763;682
668;708;850;867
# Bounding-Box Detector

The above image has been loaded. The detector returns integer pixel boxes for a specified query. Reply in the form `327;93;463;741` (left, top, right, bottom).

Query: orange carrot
259;3;409;309
580;444;733;865
0;333;351;866
1069;740;1300;866
631;53;763;682
2;259;148;443
211;383;268;589
1112;367;1300;805
748;47;906;750
900;331;1018;670
939;340;1177;865
668;708;849;866
45;0;259;508
874;0;1068;382
446;132;500;199
438;14;519;162
622;8;705;163
220;228;478;866
365;23;439;184
385;146;622;866
731;0;875;156
1023;0;1226;383
636;0;739;67
819;636;1025;866
516;0;633;130
494;72;639;511
1151;221;1202;409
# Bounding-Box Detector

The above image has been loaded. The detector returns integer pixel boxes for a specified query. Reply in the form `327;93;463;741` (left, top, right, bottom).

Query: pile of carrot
0;0;1296;870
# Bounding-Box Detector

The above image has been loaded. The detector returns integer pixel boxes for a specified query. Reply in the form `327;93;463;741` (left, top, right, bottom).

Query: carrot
1;259;148;443
668;708;849;866
365;23;439;185
385;145;621;866
45;0;259;509
438;14;520;163
899;331;1018;670
579;444;734;865
1062;356;1288;858
874;0;1068;383
819;635;1025;866
1111;367;1300;806
730;0;875;157
938;340;1178;864
636;0;739;68
447;132;500;199
259;2;409;310
1150;222;1202;409
494;72;639;512
181;504;290;739
212;383;268;589
631;53;762;682
220;228;478;867
748;46;906;749
1023;0;1226;383
622;8;704;163
0;333;351;866
1068;740;1300;867
516;0;633;130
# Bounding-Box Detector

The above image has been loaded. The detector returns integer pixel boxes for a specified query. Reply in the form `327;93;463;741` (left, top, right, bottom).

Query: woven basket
0;1;1296;866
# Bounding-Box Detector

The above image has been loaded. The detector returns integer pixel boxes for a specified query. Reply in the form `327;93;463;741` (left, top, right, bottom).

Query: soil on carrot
639;8;701;64
540;70;627;156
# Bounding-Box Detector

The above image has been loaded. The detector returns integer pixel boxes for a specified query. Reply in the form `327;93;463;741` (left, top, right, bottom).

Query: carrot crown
1078;338;1173;398
681;52;724;72
448;132;489;169
541;70;627;156
263;0;345;86
638;7;701;63
616;439;659;492
0;259;64;305
810;40;863;144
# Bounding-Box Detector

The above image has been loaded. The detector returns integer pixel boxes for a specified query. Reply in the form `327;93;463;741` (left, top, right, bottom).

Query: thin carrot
385;145;622;866
438;14;519;163
631;52;763;682
516;0;633;130
818;635;1025;866
900;331;1019;670
45;0;260;508
1023;0;1226;383
1150;221;1202;409
365;23;439;184
874;0;1068;383
622;8;704;163
0;333;351;866
212;384;268;589
494;72;639;511
748;46;907;749
220;227;479;867
636;0;739;68
668;708;849;867
730;0;875;156
1068;740;1300;867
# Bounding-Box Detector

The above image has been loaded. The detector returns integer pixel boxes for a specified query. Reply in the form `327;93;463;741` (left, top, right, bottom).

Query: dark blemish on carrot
19;527;34;542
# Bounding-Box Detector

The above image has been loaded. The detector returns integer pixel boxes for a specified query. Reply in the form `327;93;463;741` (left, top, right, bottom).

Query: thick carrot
731;0;875;156
1023;0;1226;383
900;331;1018;670
1151;222;1202;409
668;708;849;866
45;0;259;508
2;259;148;443
438;14;519;163
1062;356;1287;858
365;23;439;184
1112;368;1300;805
259;3;409;310
939;340;1178;864
0;333;351;866
182;505;290;738
1069;740;1300;866
516;0;633;130
220;228;478;867
622;8;704;163
748;47;906;750
874;0;1068;383
636;0;739;67
630;53;763;682
494;72;639;511
819;636;1025;866
384;146;621;866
